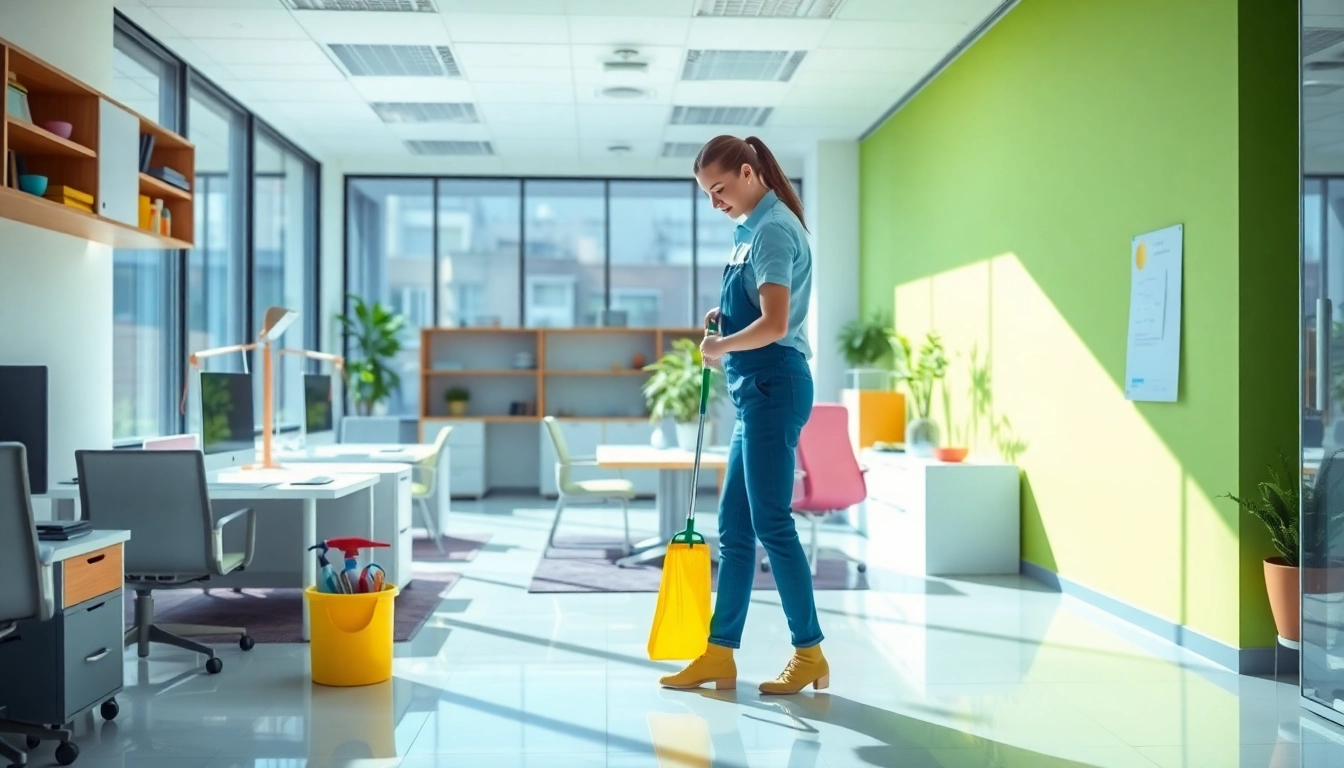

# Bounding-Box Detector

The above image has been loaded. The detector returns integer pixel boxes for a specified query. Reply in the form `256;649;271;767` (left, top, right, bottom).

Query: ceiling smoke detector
603;49;650;75
600;86;648;99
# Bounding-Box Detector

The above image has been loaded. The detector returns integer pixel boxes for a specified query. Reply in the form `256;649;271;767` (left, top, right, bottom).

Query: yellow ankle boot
759;645;829;695
659;644;737;690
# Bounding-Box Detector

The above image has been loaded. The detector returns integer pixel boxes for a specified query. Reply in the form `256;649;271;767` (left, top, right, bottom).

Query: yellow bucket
305;585;398;687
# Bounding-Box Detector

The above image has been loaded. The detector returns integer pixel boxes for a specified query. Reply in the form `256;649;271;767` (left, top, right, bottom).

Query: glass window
609;180;693;327
187;84;248;372
254;129;317;429
110;27;181;442
437;179;521;328
346;178;436;415
523;180;605;327
695;191;736;323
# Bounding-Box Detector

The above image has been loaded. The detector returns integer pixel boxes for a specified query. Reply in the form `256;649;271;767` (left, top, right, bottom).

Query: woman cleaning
659;135;826;695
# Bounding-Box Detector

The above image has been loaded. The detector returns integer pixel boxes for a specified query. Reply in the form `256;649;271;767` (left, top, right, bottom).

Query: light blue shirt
730;190;812;359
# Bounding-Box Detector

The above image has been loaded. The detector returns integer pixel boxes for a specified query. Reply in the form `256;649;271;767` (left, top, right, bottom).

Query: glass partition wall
1303;3;1344;727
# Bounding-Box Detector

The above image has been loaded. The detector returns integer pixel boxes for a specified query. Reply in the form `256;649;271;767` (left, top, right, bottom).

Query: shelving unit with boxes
418;327;722;498
2;37;194;248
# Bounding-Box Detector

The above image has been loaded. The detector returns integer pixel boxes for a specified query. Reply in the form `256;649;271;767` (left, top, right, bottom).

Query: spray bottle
325;537;390;594
307;541;341;594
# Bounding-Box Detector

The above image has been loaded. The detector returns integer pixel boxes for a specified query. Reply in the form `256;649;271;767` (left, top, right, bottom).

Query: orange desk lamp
185;306;299;470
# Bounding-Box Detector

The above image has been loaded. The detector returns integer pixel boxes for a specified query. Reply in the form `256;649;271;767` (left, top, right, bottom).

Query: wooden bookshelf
2;37;195;248
419;327;703;424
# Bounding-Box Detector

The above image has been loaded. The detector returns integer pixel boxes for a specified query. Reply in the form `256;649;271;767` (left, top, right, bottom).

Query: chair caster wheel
25;736;39;749
206;657;223;674
857;563;867;573
55;741;78;765
761;561;771;573
240;635;255;651
100;698;119;721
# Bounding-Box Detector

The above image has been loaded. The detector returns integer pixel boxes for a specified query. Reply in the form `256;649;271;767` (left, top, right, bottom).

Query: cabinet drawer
62;593;123;717
63;545;122;608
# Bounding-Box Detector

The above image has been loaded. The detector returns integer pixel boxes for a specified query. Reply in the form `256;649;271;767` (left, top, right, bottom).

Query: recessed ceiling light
607;144;633;154
601;86;648;99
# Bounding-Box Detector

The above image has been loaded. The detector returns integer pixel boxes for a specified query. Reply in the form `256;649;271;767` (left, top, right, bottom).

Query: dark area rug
529;538;867;594
123;567;461;644
412;532;492;562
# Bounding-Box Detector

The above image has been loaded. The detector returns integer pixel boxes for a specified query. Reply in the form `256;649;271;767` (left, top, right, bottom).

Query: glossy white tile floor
16;496;1344;768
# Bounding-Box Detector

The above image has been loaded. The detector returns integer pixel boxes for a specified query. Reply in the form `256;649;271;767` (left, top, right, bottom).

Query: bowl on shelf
932;447;968;463
18;174;48;197
40;121;73;139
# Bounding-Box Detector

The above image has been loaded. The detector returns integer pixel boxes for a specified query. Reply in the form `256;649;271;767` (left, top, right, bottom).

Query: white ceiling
113;0;1005;170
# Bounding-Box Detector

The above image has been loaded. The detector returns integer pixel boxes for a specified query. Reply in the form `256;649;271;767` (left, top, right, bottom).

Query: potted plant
445;387;470;416
643;338;722;451
838;313;908;451
1224;455;1302;643
903;332;947;457
339;294;405;417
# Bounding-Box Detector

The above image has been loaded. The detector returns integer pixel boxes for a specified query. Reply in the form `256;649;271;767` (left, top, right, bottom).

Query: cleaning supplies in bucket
309;537;390;594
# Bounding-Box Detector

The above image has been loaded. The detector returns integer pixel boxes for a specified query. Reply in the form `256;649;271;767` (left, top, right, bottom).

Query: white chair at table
542;417;635;555
411;426;452;553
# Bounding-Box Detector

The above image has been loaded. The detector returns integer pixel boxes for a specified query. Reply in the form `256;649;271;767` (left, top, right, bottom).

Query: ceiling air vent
371;102;479;123
1305;28;1344;58
695;0;846;18
662;142;703;158
327;44;461;77
670;106;773;127
287;0;437;10
405;140;494;156
682;50;806;82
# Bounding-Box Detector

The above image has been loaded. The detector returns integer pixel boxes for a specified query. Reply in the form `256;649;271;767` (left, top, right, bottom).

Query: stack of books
147;165;190;192
43;185;94;213
36;520;91;542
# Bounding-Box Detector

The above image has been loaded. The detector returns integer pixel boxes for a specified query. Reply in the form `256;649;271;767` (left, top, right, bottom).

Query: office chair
762;405;868;576
0;443;76;767
76;450;258;674
542;417;635;555
410;426;453;552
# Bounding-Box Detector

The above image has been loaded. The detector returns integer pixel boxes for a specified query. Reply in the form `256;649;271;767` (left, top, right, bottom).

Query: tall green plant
643;339;722;424
1223;454;1300;566
339;294;405;417
838;312;899;369
904;332;948;419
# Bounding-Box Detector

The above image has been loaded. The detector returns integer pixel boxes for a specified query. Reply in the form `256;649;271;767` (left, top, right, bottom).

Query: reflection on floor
16;495;1344;767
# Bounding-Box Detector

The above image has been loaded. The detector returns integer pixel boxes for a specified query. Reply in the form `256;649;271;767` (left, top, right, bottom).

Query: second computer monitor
304;373;335;446
200;371;256;469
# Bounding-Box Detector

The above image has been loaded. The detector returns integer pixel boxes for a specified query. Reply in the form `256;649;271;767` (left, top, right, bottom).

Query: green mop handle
674;320;718;547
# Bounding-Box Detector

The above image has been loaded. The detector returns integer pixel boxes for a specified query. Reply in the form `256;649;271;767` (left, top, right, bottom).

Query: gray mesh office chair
76;450;258;675
0;444;73;767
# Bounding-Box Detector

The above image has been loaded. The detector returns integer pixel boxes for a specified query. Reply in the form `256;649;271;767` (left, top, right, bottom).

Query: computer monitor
143;434;199;451
199;371;256;470
0;365;48;494
304;373;335;447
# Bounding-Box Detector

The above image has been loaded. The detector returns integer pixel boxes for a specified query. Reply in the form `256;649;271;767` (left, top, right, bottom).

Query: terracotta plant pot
933;447;968;463
1263;557;1300;643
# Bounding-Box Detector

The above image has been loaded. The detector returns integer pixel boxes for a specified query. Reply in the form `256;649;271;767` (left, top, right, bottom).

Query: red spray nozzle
324;537;390;560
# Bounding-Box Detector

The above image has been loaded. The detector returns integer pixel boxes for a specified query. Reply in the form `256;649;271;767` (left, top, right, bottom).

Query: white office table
278;443;448;535
40;529;131;564
41;473;377;640
595;445;728;567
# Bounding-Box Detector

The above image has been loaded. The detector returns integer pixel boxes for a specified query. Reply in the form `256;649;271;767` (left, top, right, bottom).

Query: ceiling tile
150;8;310;39
671;81;788;106
569;43;683;72
140;0;282;7
566;0;696;15
225;63;347;81
267;101;381;122
236;79;361;102
576;104;671;129
492;137;580;156
190;38;331;65
292;10;453;45
439;0;568;12
386;122;493;141
349;77;476;103
471;82;577;104
686;18;831;50
575;85;671;105
578;138;660;157
444;14;569;44
567;16;691;46
837;0;1003;24
821;20;969;50
768;105;875;129
479;103;578;131
804;47;935;72
782;85;903;109
453;42;572;69
116;7;187;42
469;66;575;84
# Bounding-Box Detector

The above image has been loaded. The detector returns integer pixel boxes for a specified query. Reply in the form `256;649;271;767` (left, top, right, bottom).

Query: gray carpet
412;532;491;562
529;538;868;593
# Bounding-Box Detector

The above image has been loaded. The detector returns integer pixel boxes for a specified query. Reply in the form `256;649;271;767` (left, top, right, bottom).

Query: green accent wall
859;0;1297;649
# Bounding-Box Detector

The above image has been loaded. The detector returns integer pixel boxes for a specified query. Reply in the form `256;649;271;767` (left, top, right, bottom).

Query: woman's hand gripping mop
647;322;717;662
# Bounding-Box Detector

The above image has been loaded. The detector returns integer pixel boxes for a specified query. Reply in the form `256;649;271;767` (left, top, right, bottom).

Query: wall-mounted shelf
1;37;195;248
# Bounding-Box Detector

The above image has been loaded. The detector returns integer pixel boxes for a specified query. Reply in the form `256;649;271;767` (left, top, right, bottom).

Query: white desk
595;445;728;567
40;529;131;564
41;473;378;640
278;443;447;536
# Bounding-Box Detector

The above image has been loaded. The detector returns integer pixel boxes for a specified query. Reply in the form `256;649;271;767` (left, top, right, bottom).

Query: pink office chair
764;404;868;575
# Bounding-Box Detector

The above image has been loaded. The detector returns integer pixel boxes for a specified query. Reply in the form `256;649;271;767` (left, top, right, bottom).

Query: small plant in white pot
643;338;722;451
